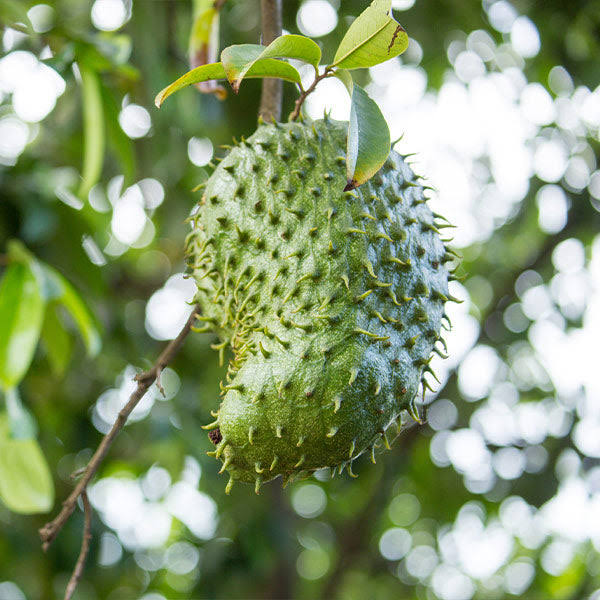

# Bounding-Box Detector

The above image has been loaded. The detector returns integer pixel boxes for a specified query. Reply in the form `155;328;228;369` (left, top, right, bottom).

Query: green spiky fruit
187;118;453;494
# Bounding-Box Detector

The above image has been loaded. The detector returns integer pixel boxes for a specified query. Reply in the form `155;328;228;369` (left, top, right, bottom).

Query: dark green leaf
222;35;321;92
331;0;409;70
345;84;390;190
0;263;45;390
0;413;54;514
41;304;73;377
41;265;101;358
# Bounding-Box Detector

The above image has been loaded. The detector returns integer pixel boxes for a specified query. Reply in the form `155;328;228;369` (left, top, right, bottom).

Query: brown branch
39;306;200;551
64;491;92;600
258;0;282;121
289;68;335;121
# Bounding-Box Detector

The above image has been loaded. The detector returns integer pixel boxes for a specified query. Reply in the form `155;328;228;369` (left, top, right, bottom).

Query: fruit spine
186;117;453;493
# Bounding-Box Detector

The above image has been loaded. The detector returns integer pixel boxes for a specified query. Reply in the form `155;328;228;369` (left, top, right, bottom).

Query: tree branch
258;0;282;121
289;68;334;121
64;491;92;600
39;306;200;551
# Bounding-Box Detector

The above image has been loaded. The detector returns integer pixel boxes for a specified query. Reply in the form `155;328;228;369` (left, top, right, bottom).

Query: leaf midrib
331;17;391;68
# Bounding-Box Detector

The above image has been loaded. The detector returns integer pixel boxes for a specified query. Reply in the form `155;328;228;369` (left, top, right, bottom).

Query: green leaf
334;69;354;95
4;387;37;440
155;62;226;107
0;413;54;514
0;263;45;390
345;84;390;191
221;35;321;92
41;304;73;377
40;265;101;358
155;59;301;107
77;64;105;199
331;0;409;70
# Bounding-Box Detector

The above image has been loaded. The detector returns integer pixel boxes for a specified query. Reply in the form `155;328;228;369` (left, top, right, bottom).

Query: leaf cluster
0;241;100;514
156;0;409;189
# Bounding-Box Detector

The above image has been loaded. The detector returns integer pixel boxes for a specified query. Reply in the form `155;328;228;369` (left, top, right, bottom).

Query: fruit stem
258;0;283;121
289;68;335;121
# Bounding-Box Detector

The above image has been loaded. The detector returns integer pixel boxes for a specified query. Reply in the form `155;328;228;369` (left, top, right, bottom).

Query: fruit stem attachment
289;67;335;121
258;0;283;121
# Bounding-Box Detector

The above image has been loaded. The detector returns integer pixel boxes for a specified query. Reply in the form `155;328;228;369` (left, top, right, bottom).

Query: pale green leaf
5;387;37;440
77;64;105;199
0;263;45;390
155;59;301;107
222;35;321;91
345;84;390;190
221;44;303;92
41;303;73;376
221;45;262;90
41;265;101;358
331;0;409;70
0;413;54;514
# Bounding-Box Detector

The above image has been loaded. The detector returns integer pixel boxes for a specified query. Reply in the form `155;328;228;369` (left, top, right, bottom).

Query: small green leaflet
77;63;105;199
345;84;390;191
155;59;301;108
221;35;321;92
0;413;54;514
331;0;409;70
0;262;45;390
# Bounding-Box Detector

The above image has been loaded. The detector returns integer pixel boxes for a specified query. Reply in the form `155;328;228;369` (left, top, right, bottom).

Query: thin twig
289;68;335;121
258;0;282;121
64;491;92;600
39;306;200;551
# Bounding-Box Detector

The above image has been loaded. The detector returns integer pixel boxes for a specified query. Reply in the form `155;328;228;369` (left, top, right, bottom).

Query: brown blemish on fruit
208;428;223;444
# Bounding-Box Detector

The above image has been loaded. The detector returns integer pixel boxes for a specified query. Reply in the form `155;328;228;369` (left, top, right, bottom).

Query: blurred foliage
1;1;600;600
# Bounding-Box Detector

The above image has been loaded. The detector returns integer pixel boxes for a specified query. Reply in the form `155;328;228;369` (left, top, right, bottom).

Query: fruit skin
186;117;451;493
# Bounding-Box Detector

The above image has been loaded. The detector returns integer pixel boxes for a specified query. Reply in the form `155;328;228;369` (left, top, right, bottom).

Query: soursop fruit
186;117;453;493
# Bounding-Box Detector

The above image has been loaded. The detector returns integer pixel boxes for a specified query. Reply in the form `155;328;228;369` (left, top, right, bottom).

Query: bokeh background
1;0;600;598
